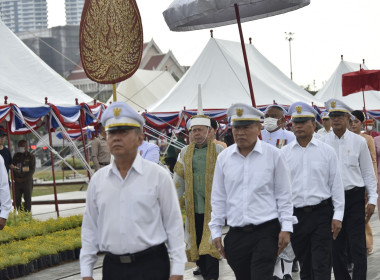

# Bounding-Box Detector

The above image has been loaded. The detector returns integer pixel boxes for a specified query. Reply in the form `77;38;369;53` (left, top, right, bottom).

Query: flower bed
0;213;82;243
0;212;83;279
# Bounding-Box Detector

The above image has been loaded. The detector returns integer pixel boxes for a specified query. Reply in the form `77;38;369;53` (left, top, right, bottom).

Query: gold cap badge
331;101;336;108
236;108;243;117
113;107;121;117
296;106;302;114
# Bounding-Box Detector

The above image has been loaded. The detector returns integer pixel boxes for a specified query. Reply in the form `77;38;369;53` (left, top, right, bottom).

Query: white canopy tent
148;38;316;112
106;69;177;112
0;20;92;107
314;60;380;110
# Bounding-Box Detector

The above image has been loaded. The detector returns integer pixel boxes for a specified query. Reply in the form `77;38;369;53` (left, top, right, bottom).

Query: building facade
18;25;80;77
0;0;48;33
65;0;84;26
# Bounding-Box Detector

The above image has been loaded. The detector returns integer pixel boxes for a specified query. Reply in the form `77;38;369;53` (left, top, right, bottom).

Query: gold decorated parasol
79;0;144;101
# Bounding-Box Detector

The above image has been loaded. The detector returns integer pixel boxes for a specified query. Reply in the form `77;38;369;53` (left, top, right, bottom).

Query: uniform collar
232;138;263;156
108;152;144;177
333;129;350;140
288;135;319;150
265;128;283;135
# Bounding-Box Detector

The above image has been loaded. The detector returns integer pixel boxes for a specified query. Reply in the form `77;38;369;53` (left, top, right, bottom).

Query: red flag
342;69;380;96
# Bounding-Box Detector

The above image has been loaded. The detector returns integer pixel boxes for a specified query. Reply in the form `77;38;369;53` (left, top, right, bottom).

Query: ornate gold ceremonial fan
79;0;143;101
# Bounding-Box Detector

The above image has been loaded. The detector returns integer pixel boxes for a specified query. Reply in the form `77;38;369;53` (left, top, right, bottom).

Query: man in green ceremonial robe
174;96;224;280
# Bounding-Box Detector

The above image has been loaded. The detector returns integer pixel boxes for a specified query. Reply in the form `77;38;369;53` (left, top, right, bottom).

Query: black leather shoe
283;274;293;280
193;266;202;275
292;261;299;272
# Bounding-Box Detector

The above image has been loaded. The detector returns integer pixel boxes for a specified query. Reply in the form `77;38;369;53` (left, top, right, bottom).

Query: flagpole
234;3;256;108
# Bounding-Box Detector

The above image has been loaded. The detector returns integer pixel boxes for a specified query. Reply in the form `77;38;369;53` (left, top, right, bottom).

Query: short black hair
210;119;219;130
351;110;365;123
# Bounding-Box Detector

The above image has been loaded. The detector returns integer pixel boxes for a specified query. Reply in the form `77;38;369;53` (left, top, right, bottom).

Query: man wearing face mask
173;94;224;280
261;105;296;279
12;140;36;212
262;104;295;149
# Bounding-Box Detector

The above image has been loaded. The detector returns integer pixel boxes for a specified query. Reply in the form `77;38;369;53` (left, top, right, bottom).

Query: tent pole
47;113;60;217
113;84;117;102
62;138;65;181
363;91;368;132
79;109;91;181
234;3;256;107
6;120;16;210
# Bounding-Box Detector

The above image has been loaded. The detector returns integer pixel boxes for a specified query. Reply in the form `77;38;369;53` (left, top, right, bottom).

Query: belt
294;198;332;213
99;162;109;166
230;218;278;233
345;186;362;196
106;243;166;264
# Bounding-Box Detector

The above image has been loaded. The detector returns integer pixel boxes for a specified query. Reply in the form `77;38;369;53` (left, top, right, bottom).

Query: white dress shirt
313;132;322;139
209;140;295;240
80;153;187;277
321;129;378;205
282;137;345;221
317;127;332;136
0;156;11;220
138;141;160;163
261;128;295;148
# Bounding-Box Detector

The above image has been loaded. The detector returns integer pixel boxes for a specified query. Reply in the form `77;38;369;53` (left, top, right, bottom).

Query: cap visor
231;120;258;127
292;117;315;123
329;111;347;117
106;126;138;132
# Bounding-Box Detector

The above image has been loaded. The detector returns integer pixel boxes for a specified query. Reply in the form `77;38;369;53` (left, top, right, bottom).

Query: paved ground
16;192;380;279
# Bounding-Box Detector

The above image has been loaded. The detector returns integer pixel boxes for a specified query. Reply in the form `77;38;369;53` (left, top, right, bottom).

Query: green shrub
0;214;83;243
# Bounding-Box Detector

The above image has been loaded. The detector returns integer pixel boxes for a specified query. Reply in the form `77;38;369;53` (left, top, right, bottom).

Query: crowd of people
1;97;379;280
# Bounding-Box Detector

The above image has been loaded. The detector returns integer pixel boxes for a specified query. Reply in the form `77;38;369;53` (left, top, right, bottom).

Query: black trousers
195;213;219;280
292;201;334;280
224;219;280;280
333;187;367;280
15;181;33;212
102;244;170;280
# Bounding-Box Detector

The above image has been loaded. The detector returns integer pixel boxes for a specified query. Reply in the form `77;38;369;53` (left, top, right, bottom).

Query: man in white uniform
317;111;332;136
322;99;377;280
261;104;295;148
282;102;344;280
0;156;12;230
80;102;186;280
138;140;160;163
209;103;295;280
261;105;297;280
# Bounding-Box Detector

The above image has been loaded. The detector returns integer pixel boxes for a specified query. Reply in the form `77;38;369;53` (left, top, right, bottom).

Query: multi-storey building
18;25;80;77
64;0;84;26
0;0;48;33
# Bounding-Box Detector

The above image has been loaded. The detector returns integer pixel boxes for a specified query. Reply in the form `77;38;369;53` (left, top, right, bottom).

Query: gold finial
296;106;302;114
236;108;243;117
331;101;336;108
113;107;121;117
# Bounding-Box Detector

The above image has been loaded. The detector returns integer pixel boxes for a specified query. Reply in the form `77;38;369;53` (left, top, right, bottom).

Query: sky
47;0;380;91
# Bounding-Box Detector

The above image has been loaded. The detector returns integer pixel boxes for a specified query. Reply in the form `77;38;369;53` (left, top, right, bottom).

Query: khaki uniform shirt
91;135;110;171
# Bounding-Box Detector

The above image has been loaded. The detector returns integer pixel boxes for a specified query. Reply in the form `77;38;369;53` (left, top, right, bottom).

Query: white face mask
263;117;279;132
367;125;373;131
18;147;25;153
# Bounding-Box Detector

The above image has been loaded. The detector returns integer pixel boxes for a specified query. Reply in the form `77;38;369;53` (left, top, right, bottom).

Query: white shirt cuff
333;210;344;221
0;213;8;220
210;226;222;240
80;265;93;278
281;220;293;233
368;196;378;206
171;262;185;276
